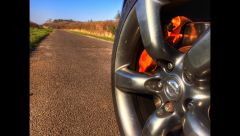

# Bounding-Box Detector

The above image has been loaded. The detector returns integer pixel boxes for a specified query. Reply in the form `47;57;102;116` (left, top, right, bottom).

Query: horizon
30;18;118;25
30;0;123;25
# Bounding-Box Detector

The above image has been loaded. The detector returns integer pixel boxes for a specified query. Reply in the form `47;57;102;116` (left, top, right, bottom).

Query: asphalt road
30;30;120;136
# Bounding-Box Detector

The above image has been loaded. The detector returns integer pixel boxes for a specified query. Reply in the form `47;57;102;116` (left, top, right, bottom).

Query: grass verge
66;30;114;42
30;27;52;51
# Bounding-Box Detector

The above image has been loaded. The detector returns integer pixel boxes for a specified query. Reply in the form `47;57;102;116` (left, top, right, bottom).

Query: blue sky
30;0;123;24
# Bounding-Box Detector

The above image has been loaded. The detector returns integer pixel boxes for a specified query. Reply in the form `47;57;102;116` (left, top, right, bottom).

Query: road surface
30;30;120;136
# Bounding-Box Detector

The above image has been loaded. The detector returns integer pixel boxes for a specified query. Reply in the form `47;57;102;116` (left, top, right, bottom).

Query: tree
46;19;53;23
115;10;121;20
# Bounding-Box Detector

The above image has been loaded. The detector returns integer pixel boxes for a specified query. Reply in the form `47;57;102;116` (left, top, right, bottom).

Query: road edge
64;30;114;44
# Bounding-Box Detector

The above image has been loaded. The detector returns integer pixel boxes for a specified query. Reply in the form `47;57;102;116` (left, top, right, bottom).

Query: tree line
43;19;119;35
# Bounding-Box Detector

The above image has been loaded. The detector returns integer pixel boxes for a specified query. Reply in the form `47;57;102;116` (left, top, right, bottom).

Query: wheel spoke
142;110;181;136
183;28;210;84
184;85;210;116
183;86;210;136
192;90;210;119
183;108;210;136
115;65;162;95
135;0;183;63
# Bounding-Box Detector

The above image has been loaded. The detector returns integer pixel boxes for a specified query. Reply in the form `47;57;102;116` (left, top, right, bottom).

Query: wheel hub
164;78;181;100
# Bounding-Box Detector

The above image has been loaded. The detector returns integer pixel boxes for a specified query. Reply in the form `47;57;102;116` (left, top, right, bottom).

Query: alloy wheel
112;0;210;135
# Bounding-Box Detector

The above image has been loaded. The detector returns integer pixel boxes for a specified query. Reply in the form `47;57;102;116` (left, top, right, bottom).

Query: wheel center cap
164;78;181;100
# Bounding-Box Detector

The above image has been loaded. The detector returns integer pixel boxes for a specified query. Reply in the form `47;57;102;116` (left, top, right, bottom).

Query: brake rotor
165;16;192;48
138;16;193;73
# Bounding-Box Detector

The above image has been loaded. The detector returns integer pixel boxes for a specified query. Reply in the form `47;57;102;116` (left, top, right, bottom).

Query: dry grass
43;20;118;40
67;29;114;42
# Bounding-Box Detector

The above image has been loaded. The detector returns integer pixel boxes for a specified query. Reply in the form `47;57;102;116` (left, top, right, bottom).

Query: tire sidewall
111;0;137;135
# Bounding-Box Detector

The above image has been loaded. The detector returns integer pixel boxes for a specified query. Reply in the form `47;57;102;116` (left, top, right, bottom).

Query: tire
111;0;210;136
111;1;139;135
112;2;156;135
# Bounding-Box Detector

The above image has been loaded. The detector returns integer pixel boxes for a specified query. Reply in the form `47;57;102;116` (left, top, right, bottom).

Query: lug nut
187;101;194;110
157;81;163;89
145;79;163;91
184;98;194;110
167;63;174;70
156;108;165;116
164;101;174;113
184;71;193;83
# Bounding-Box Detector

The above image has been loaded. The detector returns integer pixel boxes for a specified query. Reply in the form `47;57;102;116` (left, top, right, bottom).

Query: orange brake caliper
138;50;157;73
138;16;192;73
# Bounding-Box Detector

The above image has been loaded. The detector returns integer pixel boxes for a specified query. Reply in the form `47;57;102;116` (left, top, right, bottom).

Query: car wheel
111;0;210;135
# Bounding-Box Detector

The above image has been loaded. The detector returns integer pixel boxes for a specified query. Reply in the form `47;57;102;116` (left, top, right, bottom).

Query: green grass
30;27;52;50
67;30;114;42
